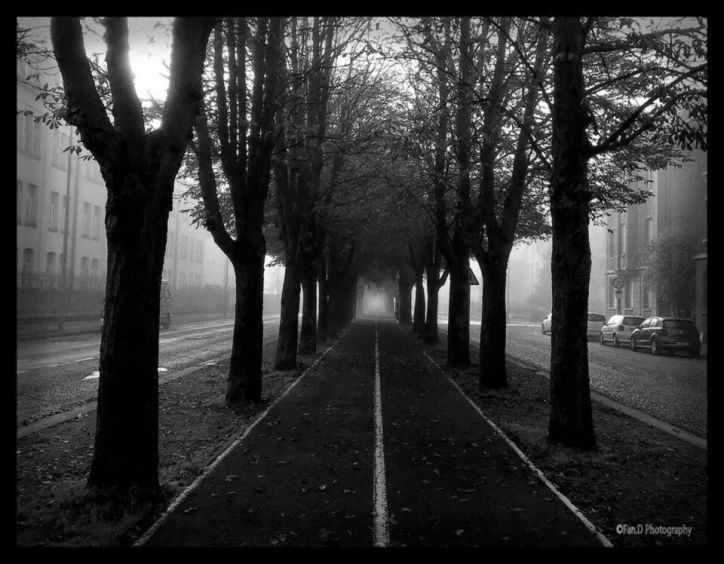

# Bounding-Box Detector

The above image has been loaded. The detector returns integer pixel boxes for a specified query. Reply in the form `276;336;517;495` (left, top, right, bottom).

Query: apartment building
16;58;227;316
600;150;707;338
17;58;107;293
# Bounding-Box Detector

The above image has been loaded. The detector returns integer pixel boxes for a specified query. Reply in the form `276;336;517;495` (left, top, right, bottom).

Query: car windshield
588;314;606;322
663;320;697;330
623;317;645;326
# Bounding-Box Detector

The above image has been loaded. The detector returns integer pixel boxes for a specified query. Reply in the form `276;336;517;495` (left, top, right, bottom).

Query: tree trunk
275;260;301;370
317;257;328;343
413;275;426;337
447;252;471;366
299;266;317;355
89;178;169;492
226;249;265;403
424;263;440;343
399;277;413;324
548;17;596;450
478;254;509;389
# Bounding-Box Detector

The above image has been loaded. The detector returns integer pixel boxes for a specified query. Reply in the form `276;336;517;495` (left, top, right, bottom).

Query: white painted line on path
421;351;614;548
373;317;390;547
134;326;353;547
74;357;94;363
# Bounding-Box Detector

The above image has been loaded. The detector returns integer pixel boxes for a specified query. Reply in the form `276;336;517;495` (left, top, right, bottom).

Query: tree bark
51;17;214;493
413;275;426;337
91;176;169;491
398;276;413;325
226;248;265;403
548;17;597;450
446;251;471;366
317;250;329;343
424;267;440;343
478;253;509;388
275;260;301;370
299;266;317;354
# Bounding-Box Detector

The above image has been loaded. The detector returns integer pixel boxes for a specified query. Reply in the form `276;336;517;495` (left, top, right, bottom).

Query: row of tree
19;16;705;496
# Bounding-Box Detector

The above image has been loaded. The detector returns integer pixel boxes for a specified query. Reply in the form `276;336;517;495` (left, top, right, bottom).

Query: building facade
16;58;224;316
598;150;707;338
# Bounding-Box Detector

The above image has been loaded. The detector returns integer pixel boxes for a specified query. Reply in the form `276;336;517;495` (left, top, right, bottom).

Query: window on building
93;206;101;239
82;202;91;237
45;252;56;274
24;184;37;225
619;218;627;255
91;258;99;278
645;217;653;247
52;131;70;169
17;180;23;225
625;278;632;309
17;112;23;148
190;238;195;262
81;257;89;275
33;120;42;157
49;191;59;230
607;228;615;257
23;114;33;155
22;248;34;271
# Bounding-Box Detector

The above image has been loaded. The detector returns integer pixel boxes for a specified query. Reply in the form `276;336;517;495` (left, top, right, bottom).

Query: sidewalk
15;311;237;342
139;319;606;547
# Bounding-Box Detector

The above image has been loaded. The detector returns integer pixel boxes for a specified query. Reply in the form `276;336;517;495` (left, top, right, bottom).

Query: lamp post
58;128;73;331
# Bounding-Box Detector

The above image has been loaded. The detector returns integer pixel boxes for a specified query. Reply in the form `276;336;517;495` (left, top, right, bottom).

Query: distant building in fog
598;149;707;338
17;57;230;317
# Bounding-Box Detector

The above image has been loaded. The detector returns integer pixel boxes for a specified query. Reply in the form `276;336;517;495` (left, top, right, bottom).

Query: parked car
541;312;605;340
586;313;607;340
629;316;701;358
100;280;172;330
599;314;646;347
541;312;552;335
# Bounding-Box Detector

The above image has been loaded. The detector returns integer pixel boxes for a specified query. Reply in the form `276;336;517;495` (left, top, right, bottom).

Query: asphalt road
16;315;281;427
141;319;604;547
441;320;707;439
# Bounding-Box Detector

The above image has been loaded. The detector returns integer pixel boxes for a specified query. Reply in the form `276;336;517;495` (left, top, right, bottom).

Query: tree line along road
139;319;606;547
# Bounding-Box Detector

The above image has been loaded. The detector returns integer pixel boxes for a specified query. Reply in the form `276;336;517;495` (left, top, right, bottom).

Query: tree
273;17;338;368
640;221;696;316
190;17;283;404
51;17;214;492
547;16;706;449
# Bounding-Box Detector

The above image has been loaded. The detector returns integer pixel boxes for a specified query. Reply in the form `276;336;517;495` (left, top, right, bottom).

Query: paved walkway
138;319;606;547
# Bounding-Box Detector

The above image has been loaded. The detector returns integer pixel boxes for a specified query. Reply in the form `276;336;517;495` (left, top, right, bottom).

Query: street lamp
58;128;73;331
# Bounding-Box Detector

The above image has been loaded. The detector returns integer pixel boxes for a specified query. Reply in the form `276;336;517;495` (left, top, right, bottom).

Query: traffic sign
468;268;479;286
612;277;625;289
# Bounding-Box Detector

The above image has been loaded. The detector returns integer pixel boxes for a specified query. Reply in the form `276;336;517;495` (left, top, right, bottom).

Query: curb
422;350;613;548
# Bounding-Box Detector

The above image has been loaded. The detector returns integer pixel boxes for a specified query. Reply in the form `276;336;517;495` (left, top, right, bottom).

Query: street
16;314;280;427
441;321;707;439
17;317;706;442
